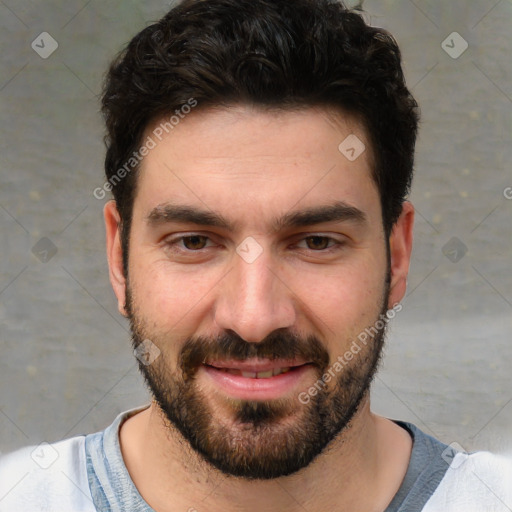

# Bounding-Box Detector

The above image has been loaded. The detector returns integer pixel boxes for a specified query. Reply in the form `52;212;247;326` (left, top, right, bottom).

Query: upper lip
204;358;310;372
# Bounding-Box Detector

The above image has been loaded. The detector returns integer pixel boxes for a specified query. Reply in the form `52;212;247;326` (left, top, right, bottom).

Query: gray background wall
0;0;511;458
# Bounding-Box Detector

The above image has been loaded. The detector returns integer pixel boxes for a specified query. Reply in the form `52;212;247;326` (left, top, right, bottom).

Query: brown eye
182;235;209;250
304;236;330;250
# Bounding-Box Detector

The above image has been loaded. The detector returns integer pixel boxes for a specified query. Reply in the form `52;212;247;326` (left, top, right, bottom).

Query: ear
387;201;414;309
104;200;128;317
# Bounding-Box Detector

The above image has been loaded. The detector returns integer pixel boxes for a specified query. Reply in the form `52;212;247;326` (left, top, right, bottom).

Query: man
0;0;510;510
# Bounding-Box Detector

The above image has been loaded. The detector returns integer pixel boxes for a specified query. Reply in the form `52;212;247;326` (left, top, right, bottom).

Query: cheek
288;257;386;341
128;258;222;335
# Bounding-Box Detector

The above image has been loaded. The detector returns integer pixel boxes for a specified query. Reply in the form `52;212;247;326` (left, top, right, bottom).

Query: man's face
109;106;404;479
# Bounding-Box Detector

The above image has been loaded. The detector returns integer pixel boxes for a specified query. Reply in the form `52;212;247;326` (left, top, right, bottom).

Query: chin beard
125;285;389;480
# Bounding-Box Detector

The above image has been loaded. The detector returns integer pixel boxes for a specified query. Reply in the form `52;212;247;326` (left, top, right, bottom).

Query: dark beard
126;287;389;480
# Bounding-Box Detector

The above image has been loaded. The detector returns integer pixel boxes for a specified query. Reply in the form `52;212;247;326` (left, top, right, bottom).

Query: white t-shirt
1;405;511;511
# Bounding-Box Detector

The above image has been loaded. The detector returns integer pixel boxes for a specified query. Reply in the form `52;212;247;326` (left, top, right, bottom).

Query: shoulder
0;435;96;512
423;450;512;512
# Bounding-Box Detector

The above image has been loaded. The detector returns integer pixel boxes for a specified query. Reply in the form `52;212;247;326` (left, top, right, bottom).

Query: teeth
256;370;273;378
220;367;292;378
273;367;291;376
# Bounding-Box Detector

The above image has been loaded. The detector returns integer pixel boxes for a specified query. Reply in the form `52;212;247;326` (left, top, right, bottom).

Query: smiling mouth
206;366;294;378
203;359;311;379
200;359;314;400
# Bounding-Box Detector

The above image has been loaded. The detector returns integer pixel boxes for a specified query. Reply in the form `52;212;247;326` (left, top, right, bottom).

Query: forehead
134;106;379;228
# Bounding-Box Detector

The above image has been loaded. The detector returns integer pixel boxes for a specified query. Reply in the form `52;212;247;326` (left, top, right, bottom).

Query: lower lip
201;364;315;400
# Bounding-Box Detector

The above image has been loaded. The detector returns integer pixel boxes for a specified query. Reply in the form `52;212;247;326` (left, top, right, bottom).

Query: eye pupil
184;235;207;250
306;236;329;250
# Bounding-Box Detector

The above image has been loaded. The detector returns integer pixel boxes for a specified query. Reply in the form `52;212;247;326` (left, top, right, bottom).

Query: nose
213;245;296;343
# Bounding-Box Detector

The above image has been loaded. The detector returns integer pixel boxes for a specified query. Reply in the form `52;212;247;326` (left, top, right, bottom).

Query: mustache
179;329;330;379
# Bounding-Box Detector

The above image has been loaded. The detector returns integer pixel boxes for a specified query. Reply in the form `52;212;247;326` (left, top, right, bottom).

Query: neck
119;397;412;512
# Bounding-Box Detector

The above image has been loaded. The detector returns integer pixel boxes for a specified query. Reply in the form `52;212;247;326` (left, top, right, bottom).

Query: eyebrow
147;204;234;230
274;201;366;231
146;200;367;232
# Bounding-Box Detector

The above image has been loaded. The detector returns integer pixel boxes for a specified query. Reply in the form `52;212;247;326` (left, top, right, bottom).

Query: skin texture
104;106;415;512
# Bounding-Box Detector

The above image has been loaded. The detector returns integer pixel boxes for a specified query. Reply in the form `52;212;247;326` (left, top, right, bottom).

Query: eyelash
164;233;344;254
